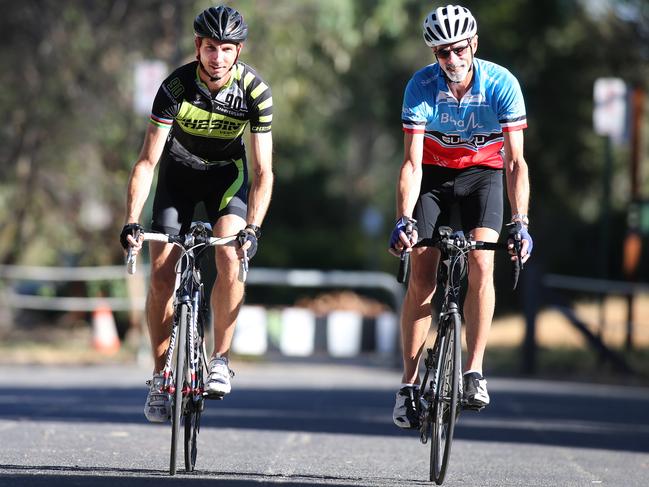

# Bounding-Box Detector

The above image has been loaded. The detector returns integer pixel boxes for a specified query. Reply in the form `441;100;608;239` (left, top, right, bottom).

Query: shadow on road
0;464;395;487
1;381;648;453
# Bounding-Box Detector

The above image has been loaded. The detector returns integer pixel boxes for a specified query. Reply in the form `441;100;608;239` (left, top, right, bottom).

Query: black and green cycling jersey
150;60;272;165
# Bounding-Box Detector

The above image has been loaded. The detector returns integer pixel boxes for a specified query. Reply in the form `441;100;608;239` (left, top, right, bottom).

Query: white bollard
280;307;316;356
327;310;362;357
376;311;398;355
232;305;268;356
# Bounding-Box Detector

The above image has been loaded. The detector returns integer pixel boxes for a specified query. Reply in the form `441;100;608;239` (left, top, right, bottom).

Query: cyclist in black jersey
120;5;273;423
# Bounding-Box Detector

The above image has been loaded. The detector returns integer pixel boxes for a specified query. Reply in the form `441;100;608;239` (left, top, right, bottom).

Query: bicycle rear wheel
184;401;201;471
170;303;189;476
430;311;461;484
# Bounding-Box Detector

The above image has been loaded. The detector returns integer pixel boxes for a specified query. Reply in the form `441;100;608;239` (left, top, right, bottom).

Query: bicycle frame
161;240;206;398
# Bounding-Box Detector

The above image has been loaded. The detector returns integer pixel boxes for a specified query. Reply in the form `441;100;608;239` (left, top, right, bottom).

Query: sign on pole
134;60;168;115
593;77;627;144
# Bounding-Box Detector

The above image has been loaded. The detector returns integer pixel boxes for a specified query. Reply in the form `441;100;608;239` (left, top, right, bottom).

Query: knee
149;263;176;296
407;271;436;304
468;253;494;285
215;246;240;278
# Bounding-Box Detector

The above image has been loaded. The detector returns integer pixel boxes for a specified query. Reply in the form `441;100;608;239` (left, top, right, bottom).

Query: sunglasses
435;41;471;60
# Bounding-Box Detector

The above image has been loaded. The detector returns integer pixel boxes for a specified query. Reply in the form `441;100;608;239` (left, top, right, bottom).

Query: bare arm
397;132;424;219
246;131;274;226
124;123;169;224
390;131;424;252
503;129;532;261
503;129;529;222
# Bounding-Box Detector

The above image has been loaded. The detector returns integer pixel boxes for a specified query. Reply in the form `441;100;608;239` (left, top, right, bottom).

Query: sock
463;370;483;378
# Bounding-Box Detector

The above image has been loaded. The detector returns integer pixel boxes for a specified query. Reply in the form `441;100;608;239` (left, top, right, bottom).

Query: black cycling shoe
393;385;420;429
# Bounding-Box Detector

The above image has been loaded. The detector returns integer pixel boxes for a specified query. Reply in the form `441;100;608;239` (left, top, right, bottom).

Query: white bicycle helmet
423;4;477;47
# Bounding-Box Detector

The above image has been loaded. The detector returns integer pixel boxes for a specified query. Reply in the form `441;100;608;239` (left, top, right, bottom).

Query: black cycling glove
237;224;260;259
507;221;533;257
120;223;144;249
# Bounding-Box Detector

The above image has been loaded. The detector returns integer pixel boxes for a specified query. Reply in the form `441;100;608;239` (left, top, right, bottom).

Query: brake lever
512;229;523;290
397;221;415;284
126;228;141;275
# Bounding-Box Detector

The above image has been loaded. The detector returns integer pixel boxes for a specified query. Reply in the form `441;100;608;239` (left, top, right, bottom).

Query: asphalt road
0;359;648;486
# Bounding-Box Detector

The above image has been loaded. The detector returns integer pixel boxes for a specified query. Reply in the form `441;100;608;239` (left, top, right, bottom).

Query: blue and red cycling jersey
402;58;527;169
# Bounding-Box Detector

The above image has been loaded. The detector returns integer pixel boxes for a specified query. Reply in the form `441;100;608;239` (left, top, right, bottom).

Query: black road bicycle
127;222;248;475
398;224;522;484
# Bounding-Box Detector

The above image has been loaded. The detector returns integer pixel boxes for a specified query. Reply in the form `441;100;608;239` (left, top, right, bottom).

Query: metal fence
0;264;405;314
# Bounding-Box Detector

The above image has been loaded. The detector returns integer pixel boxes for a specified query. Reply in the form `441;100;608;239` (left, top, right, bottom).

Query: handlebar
397;226;523;290
125;231;247;282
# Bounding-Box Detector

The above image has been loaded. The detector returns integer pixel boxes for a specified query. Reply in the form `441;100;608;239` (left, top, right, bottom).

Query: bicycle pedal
461;402;485;412
203;391;225;400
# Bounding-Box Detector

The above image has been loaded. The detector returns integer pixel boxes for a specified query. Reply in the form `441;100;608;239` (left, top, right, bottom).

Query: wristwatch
511;213;529;226
245;224;261;239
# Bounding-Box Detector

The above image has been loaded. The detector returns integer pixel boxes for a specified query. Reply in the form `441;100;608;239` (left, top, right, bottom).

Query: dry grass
489;294;649;349
421;294;649;383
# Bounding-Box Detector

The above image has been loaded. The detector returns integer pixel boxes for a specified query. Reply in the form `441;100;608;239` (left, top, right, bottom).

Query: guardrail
0;264;405;314
0;264;143;312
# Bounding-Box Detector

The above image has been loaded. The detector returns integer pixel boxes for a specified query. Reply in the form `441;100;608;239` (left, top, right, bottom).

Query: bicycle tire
184;402;201;471
170;303;189;476
430;310;461;484
184;303;205;472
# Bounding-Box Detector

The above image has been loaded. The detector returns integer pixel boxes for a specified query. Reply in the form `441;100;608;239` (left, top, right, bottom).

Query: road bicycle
126;222;248;475
398;224;522;484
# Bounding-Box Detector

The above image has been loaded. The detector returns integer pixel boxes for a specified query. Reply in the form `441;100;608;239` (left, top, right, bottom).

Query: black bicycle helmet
194;6;248;43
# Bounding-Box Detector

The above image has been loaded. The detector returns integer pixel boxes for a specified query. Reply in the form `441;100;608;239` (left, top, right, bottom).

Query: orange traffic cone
92;302;120;354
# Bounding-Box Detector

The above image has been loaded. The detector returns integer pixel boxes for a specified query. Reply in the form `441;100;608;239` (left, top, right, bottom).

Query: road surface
0;360;647;486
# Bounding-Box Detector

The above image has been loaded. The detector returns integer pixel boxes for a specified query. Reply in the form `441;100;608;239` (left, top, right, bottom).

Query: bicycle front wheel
430;311;461;484
184;302;205;472
170;303;189;476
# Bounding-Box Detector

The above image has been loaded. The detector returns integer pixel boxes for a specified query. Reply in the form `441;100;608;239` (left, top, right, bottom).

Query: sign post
593;78;628;280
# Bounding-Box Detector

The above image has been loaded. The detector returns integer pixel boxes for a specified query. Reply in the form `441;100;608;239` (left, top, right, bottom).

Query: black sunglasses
435;41;471;60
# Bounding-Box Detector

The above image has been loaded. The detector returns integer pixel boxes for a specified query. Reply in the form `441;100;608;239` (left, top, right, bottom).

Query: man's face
434;37;476;83
197;37;240;80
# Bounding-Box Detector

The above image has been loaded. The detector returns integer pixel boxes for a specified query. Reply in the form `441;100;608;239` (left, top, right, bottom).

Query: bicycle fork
188;288;205;404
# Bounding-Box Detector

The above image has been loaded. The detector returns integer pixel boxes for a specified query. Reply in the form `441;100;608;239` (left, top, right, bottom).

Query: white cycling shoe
144;373;171;423
205;356;232;396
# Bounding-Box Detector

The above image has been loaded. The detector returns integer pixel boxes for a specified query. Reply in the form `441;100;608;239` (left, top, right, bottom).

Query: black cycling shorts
151;154;248;235
414;165;503;241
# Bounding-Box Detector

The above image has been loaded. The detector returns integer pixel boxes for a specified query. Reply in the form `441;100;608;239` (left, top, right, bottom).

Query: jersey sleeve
149;75;184;130
244;69;273;133
496;71;527;132
401;76;428;134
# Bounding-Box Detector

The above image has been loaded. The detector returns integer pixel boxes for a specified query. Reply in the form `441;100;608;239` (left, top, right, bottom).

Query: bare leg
463;227;498;374
146;241;181;372
400;246;440;384
211;215;246;357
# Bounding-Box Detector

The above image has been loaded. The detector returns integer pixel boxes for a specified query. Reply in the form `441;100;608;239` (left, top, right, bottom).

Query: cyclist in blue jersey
120;5;273;422
389;4;533;429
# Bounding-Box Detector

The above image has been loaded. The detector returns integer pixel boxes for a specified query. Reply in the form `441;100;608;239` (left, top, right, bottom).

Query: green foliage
1;0;648;286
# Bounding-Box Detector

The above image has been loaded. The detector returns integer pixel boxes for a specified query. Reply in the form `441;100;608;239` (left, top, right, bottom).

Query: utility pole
622;86;646;351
